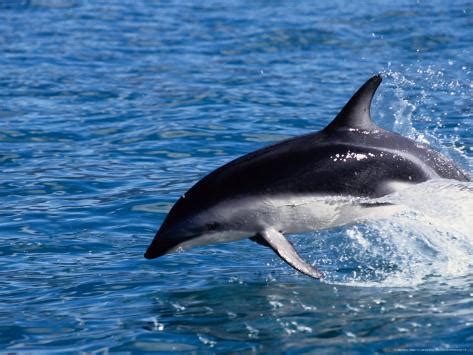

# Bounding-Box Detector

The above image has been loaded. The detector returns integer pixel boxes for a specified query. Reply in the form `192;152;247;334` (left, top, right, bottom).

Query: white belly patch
176;194;403;251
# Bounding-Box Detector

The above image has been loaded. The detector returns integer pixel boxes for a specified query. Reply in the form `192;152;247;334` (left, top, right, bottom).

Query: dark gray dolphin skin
145;74;470;279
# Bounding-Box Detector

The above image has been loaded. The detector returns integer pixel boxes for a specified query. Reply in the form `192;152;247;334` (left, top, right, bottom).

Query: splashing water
305;68;470;287
380;68;472;170
305;180;472;287
284;68;473;289
300;69;473;288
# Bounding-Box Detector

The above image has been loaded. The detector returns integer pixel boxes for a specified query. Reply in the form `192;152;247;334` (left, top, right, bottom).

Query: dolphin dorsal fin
323;74;382;132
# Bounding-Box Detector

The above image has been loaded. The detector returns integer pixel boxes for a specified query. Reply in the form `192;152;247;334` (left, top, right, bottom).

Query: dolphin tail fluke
259;228;324;279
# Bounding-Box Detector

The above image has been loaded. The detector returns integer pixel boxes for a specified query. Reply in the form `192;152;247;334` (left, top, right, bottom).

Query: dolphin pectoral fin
259;229;324;279
249;234;271;248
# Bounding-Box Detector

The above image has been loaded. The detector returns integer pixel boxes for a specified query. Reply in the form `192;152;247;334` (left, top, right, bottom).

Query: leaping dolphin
144;74;470;279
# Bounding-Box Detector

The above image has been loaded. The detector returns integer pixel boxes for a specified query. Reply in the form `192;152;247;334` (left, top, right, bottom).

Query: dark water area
0;0;472;352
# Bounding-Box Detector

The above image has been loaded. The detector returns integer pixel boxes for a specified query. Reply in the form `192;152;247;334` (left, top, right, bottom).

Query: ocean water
0;0;472;352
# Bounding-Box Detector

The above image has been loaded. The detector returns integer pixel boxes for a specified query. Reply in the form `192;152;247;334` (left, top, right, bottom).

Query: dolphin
144;74;470;279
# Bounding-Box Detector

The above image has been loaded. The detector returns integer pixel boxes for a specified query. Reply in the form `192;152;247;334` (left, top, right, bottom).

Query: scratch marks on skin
330;151;375;162
329;147;438;180
348;128;380;135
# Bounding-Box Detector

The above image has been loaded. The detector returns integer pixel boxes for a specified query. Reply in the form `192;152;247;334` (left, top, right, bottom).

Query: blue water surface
1;0;472;352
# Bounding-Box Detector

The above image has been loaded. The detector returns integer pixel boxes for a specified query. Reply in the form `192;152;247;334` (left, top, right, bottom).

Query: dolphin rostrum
144;74;470;279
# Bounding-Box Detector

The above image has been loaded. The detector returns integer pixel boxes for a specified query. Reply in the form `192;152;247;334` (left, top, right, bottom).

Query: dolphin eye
206;222;220;231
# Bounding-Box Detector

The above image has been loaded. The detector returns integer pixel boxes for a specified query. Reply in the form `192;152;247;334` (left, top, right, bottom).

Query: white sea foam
323;179;472;287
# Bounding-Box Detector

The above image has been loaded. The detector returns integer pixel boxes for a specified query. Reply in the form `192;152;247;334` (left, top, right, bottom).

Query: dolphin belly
171;194;404;252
